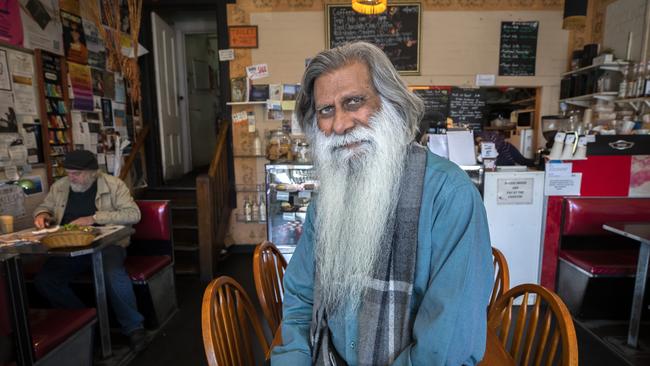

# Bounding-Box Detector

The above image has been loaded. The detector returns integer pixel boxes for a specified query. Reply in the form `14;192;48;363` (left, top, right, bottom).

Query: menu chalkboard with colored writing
499;21;538;76
449;87;486;132
326;4;420;74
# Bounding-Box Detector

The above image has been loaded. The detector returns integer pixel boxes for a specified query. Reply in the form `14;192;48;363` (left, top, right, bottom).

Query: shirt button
350;341;356;349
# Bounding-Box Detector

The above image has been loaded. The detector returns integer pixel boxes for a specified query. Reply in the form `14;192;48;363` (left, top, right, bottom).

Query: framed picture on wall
228;26;258;48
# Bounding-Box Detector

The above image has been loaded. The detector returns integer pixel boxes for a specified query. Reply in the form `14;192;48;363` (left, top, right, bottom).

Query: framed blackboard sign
499;21;538;76
449;87;486;132
326;3;421;75
413;86;450;123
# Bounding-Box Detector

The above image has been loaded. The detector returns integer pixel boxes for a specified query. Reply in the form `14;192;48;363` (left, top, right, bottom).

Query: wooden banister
197;121;233;280
119;125;150;180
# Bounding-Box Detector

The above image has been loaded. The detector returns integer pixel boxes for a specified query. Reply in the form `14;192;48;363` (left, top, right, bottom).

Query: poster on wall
82;19;106;69
101;98;113;127
19;0;64;55
0;91;18;133
60;11;88;64
67;62;93;111
114;73;126;103
91;68;104;96
59;0;80;15
0;50;11;91
0;0;24;46
7;49;38;115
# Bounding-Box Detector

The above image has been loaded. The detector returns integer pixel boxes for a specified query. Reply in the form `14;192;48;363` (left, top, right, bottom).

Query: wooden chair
253;241;287;333
489;247;510;313
488;284;578;366
201;276;269;366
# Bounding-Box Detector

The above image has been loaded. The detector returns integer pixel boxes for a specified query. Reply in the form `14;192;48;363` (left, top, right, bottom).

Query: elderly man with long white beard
271;42;493;366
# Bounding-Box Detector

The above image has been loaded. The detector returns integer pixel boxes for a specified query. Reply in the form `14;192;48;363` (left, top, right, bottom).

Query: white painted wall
250;10;569;149
604;0;648;61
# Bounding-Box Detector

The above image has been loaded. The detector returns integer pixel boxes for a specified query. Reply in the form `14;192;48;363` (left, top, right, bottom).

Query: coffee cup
0;215;14;234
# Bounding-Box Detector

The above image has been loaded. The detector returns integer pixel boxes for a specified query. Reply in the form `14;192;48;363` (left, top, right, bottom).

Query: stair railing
196;121;232;280
119;125;150;181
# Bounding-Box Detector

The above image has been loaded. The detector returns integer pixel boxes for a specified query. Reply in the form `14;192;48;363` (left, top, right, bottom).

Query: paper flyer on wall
67;61;93;111
19;0;64;55
60;10;87;64
82;18;106;69
0;49;11;91
7;49;37;115
90;68;104;96
103;71;115;99
0;184;25;217
0;91;18;133
0;0;24;46
114;73;126;103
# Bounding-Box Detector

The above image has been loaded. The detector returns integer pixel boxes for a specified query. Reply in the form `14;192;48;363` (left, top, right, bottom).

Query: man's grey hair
296;41;424;138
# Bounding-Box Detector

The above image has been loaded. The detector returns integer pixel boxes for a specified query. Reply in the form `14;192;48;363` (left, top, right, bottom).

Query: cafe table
602;222;650;348
267;326;514;366
0;225;134;358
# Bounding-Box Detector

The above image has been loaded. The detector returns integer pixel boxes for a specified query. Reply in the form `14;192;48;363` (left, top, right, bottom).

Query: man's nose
332;111;355;135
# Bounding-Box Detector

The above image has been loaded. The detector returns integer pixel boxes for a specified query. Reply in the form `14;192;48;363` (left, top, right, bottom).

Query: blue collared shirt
272;151;493;365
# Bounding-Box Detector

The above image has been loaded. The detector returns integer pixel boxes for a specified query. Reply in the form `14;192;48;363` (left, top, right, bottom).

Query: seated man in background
272;42;493;365
32;150;147;351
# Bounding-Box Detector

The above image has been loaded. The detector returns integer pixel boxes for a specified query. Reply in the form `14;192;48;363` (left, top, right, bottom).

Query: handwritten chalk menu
326;4;420;74
499;21;538;76
449;87;486;131
413;87;450;122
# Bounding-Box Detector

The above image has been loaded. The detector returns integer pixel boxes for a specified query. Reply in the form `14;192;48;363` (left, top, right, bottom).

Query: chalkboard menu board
326;4;421;74
449;87;486;131
498;21;538;76
413;87;450;123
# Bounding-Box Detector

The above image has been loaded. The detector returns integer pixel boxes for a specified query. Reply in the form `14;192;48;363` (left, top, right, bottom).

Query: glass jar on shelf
292;136;311;163
266;130;293;162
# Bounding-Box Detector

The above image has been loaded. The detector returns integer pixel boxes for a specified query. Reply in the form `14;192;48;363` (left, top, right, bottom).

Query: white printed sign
218;49;235;61
544;173;582;196
246;63;269;80
497;178;534;205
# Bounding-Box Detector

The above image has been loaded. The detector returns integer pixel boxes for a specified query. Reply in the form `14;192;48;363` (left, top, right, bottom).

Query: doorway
182;33;219;170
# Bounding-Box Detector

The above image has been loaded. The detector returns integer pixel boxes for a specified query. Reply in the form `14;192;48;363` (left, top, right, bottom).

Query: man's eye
318;106;334;117
345;96;365;109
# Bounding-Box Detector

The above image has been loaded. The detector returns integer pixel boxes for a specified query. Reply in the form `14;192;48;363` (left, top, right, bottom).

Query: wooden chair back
488;284;578;366
201;276;269;366
489;247;510;313
253;241;287;333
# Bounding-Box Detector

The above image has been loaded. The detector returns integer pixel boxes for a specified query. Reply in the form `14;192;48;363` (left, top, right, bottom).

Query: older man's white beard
309;100;413;312
70;176;97;193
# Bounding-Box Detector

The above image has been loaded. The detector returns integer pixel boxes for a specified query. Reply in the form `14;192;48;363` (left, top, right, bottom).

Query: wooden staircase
142;187;201;276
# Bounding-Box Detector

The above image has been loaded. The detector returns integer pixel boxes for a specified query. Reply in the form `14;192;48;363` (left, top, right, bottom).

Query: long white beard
309;99;413;312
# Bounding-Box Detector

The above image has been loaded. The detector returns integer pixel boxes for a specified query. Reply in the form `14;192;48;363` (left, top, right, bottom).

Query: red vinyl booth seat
559;250;638;276
125;255;172;282
562;197;650;236
29;308;96;360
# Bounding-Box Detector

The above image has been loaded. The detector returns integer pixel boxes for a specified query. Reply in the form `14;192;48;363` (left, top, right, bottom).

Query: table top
0;225;134;257
267;327;514;365
603;222;650;245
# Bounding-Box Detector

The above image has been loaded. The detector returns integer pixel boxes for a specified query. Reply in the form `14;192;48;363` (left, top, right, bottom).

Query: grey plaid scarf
310;142;427;366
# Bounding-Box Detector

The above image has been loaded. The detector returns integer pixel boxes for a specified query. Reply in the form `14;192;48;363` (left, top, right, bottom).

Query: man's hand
34;213;52;229
70;216;95;226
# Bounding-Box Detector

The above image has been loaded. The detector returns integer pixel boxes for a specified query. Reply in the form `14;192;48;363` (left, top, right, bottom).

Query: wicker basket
40;230;96;249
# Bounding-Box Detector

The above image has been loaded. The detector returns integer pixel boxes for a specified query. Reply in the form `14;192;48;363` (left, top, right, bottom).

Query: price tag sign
276;191;290;201
283;212;296;221
480;142;498;158
298;191;311;198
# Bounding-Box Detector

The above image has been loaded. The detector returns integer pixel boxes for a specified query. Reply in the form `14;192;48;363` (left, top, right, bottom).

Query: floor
126;250;648;366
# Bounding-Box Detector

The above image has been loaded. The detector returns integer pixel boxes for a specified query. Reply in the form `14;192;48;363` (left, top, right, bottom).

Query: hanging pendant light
562;0;588;30
352;0;387;15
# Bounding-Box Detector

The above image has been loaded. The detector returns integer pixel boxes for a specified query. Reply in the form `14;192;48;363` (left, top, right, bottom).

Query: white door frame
174;25;217;173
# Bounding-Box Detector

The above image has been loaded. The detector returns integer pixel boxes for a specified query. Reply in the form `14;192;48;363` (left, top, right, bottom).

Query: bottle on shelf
253;131;262;156
636;62;646;97
619;65;629;98
627;62;637;98
252;198;260;222
244;196;252;222
644;61;650;97
259;195;266;222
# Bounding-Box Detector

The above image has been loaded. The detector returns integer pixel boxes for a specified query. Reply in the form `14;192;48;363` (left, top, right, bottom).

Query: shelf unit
559;92;619;107
614;96;650;111
561;61;628;76
34;50;74;185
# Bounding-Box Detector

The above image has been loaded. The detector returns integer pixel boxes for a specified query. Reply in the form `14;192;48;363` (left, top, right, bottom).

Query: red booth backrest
133;200;171;241
562;198;650;236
